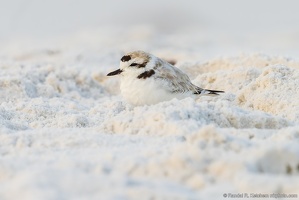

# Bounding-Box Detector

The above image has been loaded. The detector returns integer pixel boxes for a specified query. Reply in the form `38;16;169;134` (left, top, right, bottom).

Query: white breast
120;76;188;105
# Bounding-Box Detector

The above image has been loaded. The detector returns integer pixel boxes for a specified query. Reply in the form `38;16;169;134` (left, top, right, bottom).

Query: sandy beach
1;1;299;199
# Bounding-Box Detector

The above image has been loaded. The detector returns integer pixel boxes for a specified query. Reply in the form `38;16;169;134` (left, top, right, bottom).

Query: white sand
1;28;299;200
2;1;299;197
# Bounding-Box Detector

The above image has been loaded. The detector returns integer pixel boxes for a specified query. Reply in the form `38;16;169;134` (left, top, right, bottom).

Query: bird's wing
154;61;201;94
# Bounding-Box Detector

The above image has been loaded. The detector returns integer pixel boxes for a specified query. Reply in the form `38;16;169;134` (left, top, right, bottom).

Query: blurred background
1;0;299;58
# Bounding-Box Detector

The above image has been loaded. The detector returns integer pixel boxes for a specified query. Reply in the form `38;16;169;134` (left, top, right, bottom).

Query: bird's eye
130;63;138;67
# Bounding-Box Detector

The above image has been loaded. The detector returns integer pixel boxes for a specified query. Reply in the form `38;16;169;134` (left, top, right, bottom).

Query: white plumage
107;51;224;105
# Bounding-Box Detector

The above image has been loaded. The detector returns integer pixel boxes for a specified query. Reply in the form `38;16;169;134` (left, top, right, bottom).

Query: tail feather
194;89;224;95
205;89;224;95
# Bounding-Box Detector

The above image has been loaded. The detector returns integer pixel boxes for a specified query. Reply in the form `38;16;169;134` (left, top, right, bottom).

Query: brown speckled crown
128;51;150;62
123;51;151;68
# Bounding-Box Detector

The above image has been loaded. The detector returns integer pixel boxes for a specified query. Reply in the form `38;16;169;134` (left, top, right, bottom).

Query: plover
107;51;224;105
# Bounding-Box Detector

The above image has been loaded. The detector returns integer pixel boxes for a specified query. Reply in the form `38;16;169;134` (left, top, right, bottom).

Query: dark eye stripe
130;63;138;66
138;62;147;68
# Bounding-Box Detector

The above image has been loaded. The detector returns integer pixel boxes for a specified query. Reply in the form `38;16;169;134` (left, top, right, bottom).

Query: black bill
107;69;123;76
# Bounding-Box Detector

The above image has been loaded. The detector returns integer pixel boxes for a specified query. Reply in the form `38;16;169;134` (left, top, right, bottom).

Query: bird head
107;51;152;77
